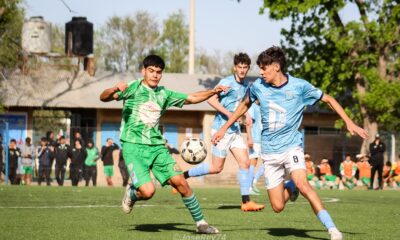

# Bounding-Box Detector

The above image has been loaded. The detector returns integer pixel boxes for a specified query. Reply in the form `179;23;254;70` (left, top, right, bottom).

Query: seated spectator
391;156;400;187
317;158;339;189
340;154;358;189
382;161;393;187
356;154;371;188
305;153;320;189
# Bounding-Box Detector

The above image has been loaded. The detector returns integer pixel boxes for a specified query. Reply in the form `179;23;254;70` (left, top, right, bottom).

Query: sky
23;0;359;57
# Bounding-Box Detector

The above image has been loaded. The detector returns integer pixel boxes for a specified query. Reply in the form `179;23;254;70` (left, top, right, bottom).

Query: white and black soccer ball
180;138;207;164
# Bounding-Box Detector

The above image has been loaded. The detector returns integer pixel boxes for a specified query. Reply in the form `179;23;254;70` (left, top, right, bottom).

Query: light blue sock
248;165;255;185
188;163;210;177
254;164;265;182
317;210;336;230
238;168;250;195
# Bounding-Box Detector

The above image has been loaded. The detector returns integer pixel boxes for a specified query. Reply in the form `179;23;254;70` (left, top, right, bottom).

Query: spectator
391;156;400;187
54;136;71;186
101;138;119;186
340;154;357;189
37;137;54;186
70;139;87;186
369;133;385;190
20;137;36;185
8;139;21;184
118;150;129;187
84;139;99;187
73;131;85;148
305;153;320;189
356;154;371;188
46;131;57;180
317;158;339;189
382;161;393;188
0;134;4;181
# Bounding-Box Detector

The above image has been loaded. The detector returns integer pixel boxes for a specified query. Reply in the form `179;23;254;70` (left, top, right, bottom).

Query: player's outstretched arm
321;94;368;139
185;85;229;104
212;95;252;144
100;82;128;102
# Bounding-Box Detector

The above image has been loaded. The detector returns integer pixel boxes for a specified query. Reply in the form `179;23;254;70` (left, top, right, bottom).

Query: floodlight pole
188;0;195;74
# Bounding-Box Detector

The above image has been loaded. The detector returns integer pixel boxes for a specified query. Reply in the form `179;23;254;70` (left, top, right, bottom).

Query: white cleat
196;224;220;234
329;228;343;240
121;184;135;214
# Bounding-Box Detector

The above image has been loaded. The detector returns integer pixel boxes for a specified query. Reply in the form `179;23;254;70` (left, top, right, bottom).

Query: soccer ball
180;138;207;164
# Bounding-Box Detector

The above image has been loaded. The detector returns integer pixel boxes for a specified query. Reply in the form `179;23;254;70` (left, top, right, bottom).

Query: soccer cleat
241;201;264;212
196;224;220;234
249;187;260;195
121;184;135;214
328;228;343;240
252;180;261;193
285;180;299;202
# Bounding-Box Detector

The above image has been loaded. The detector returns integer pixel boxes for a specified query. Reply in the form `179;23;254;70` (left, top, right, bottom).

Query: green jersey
117;78;188;145
85;147;99;166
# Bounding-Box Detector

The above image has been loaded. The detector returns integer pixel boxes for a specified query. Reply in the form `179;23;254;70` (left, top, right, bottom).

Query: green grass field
0;186;398;240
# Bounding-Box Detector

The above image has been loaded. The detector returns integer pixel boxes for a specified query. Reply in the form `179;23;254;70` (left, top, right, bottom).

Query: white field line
0;198;340;209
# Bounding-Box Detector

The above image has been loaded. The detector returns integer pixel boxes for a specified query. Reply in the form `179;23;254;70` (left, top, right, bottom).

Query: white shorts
261;146;306;189
249;143;261;160
211;129;247;158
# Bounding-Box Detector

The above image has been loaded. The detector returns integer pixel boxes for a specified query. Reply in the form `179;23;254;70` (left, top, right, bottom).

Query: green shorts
122;142;182;188
324;175;337;182
104;165;114;177
361;177;370;185
307;174;315;181
23;166;33;175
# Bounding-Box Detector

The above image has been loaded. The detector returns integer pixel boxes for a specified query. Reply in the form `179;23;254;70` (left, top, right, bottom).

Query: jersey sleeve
301;80;323;106
216;78;231;97
164;89;188;108
116;80;141;101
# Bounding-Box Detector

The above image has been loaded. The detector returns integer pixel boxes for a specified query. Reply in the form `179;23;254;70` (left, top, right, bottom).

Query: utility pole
188;0;195;74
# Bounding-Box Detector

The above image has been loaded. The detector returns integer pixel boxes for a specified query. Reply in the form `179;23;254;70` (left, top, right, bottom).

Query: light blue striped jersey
211;75;249;133
249;74;323;154
247;103;262;144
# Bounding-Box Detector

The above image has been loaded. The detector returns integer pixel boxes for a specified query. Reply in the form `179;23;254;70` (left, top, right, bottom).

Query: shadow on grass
217;205;241;210
131;222;193;233
264;228;366;239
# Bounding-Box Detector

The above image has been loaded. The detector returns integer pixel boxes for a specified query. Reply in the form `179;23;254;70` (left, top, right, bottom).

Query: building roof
2;68;226;111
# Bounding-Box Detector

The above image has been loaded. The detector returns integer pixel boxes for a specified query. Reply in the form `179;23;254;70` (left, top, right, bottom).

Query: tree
259;1;400;153
97;11;159;72
195;49;234;75
0;0;24;72
157;10;189;73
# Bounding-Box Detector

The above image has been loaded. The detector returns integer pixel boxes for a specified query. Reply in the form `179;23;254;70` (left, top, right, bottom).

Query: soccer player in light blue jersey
212;46;368;240
184;53;265;212
246;103;264;195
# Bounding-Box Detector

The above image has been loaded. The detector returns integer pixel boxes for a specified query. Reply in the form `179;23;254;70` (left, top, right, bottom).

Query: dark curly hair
257;46;286;71
233;52;251;66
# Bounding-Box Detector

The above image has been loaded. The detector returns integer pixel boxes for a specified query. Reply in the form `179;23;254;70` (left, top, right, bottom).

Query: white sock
196;219;207;227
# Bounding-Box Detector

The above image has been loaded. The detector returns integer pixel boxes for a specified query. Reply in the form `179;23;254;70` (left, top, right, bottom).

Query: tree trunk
356;74;377;154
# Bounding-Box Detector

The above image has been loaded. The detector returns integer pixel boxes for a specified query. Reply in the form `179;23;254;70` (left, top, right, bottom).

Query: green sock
130;187;138;201
182;194;204;222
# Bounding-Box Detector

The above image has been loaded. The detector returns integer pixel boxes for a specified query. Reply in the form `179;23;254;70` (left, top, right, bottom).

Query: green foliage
156;10;189;73
0;0;24;71
96;11;160;72
260;0;400;131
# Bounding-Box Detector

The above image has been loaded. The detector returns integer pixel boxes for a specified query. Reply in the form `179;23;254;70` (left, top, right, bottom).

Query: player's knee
271;203;285;213
210;165;223;174
139;189;155;200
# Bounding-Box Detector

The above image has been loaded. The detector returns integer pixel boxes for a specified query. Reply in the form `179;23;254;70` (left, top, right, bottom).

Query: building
1;68;362;185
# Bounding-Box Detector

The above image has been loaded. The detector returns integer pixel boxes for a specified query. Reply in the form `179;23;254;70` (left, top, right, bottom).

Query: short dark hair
59;136;65;140
10;139;16;143
257;46;287;71
41;137;47;142
143;55;165;70
25;137;31;143
234;53;251;66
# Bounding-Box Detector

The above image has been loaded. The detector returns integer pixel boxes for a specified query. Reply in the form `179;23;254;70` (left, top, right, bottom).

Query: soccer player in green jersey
100;55;228;234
